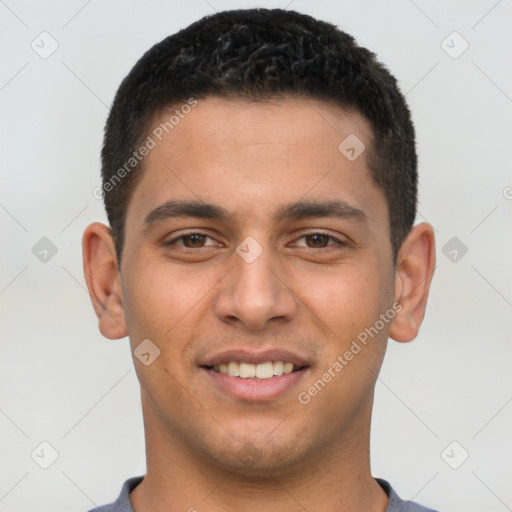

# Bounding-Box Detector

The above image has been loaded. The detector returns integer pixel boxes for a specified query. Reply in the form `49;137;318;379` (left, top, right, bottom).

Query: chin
200;429;313;477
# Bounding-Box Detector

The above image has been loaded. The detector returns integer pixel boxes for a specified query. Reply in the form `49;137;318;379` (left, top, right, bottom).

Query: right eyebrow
142;200;232;232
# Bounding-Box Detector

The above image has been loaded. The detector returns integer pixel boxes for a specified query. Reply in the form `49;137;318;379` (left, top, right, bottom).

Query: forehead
150;96;374;162
126;96;384;228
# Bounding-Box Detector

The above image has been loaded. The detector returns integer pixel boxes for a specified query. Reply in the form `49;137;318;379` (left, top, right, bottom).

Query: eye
165;231;346;251
293;232;345;249
167;231;219;248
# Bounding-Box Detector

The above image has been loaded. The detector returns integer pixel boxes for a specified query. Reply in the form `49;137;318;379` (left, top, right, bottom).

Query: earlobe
82;222;127;340
389;222;436;343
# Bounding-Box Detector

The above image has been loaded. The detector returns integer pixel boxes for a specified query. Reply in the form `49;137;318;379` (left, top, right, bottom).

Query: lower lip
202;368;309;402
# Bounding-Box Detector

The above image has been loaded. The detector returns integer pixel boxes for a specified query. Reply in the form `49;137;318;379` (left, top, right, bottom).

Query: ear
82;222;127;340
389;222;436;343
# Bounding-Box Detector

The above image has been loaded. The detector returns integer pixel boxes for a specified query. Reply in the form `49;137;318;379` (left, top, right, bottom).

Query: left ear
389;222;436;343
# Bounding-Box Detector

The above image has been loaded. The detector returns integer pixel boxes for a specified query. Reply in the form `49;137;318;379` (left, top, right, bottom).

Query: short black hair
101;8;417;266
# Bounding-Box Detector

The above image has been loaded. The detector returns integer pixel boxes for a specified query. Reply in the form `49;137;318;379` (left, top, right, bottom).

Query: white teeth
273;361;284;376
255;361;274;379
283;362;294;374
214;361;299;379
239;362;256;378
227;361;240;377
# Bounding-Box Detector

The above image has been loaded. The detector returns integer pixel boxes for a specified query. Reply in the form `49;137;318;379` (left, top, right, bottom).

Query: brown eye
291;232;346;250
181;233;207;247
305;233;331;248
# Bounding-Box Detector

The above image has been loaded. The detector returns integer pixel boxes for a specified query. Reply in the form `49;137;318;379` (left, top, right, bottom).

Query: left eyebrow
273;199;368;225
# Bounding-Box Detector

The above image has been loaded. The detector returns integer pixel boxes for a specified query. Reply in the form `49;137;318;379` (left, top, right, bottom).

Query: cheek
120;256;222;371
295;270;389;434
299;261;392;399
297;261;389;341
120;263;206;402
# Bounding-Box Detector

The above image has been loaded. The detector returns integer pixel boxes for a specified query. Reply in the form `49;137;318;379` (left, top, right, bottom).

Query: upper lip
200;348;311;368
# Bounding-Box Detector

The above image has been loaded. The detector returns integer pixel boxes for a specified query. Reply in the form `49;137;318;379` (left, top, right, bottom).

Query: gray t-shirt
88;476;439;511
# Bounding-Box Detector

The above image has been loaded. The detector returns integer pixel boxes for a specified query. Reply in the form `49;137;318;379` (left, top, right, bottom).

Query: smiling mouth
204;361;307;380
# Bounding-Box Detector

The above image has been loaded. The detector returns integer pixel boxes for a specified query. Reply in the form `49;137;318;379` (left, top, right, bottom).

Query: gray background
1;0;511;511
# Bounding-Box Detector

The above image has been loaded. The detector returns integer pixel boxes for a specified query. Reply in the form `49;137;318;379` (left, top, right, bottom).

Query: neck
131;396;388;512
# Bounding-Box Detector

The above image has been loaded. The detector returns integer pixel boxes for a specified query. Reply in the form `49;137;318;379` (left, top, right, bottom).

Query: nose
213;238;298;331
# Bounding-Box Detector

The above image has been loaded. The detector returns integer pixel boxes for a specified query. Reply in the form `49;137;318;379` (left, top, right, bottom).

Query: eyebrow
142;198;368;231
142;200;231;231
274;199;367;225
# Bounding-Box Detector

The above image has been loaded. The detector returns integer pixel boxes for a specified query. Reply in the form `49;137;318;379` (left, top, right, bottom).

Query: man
83;8;437;512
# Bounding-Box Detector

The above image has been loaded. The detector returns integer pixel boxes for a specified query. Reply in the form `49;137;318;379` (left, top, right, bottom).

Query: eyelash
166;230;346;250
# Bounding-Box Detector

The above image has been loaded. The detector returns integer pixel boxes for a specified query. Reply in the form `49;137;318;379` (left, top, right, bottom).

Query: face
115;97;398;473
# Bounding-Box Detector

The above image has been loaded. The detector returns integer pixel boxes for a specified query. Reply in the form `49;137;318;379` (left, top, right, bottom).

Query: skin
83;97;435;512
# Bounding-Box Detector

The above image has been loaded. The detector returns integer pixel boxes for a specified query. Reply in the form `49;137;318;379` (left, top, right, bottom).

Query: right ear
82;222;127;340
